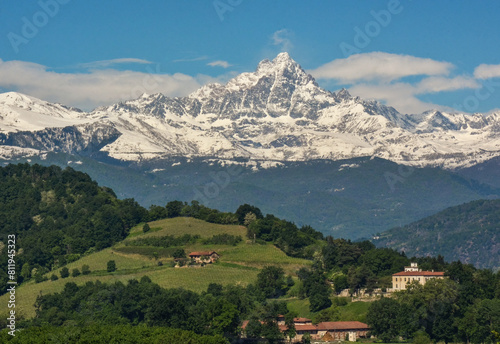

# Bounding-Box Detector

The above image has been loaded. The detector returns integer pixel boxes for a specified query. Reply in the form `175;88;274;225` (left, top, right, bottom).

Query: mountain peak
336;88;352;100
0;91;37;105
273;51;293;63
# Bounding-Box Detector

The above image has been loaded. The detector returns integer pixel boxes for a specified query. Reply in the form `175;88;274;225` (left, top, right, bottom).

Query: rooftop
393;271;445;277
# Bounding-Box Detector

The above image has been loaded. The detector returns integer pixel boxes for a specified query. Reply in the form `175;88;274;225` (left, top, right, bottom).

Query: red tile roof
295;325;318;331
294;317;312;323
392;271;444;277
317;321;369;330
241;320;249;329
188;251;218;257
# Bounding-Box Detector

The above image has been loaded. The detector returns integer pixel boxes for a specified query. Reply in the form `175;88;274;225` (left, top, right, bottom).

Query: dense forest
1;164;499;343
375;199;500;270
0;164;147;291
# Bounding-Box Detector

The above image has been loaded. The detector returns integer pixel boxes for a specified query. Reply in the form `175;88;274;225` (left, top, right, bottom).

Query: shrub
82;264;91;275
72;268;81;277
107;260;116;272
60;267;70;278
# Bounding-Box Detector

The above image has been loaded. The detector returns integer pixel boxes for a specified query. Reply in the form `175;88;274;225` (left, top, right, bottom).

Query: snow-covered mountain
2;52;500;169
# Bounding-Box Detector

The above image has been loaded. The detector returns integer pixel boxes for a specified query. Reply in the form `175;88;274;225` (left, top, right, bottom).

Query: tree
366;297;400;342
308;283;332;312
72;268;81;277
20;263;31;281
142;223;151;233
166;200;184;218
107;260;116;272
332;274;349;294
284;312;297;343
235;204;263;225
245;317;262;339
172;249;186;259
244;212;257;226
207;283;223;297
60;267;69;278
257;266;287;298
82;264;91;275
50;274;58;281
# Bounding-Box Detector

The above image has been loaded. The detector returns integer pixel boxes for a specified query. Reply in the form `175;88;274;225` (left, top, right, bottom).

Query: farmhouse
392;262;445;290
242;317;369;342
316;321;369;341
188;251;220;264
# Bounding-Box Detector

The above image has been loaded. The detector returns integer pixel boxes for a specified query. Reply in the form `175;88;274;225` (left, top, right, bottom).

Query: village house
242;317;369;342
316;321;370;341
188;251;220;264
392;262;445;290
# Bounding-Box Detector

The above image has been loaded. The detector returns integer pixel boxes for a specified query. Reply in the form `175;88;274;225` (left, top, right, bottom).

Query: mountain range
2;52;500;169
1;52;500;250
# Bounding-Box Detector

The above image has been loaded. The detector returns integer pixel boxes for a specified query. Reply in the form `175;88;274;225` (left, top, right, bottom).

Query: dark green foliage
256;266;288;298
367;271;500;343
32;279;251;340
245;317;262;339
366;297;400;342
166;200;184;218
71;268;80;277
81;264;90;275
126;234;199;248
235;204;263;224
0;164;147;294
247;214;321;257
107;260;116;272
332;274;349;294
297;267;332;312
60;267;69;278
172;248;186;259
202;234;242;246
34;272;48;284
50;274;58;281
142;223;150;233
376;199;500;270
0;325;229;343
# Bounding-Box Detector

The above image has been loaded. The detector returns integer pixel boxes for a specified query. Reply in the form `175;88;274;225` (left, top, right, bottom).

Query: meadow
1;217;311;319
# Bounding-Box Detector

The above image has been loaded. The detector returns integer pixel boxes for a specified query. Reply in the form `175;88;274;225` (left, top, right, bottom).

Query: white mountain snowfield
1;52;500;169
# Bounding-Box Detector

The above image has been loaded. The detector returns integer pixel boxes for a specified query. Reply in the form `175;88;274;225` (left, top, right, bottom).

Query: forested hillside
0;164;148;290
374;199;500;270
1;164;498;343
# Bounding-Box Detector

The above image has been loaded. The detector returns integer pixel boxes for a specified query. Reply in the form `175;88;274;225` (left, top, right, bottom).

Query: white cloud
309;52;454;83
416;76;480;94
474;63;500;79
0;59;214;111
308;52;485;114
271;29;293;52
207;60;232;68
78;58;153;69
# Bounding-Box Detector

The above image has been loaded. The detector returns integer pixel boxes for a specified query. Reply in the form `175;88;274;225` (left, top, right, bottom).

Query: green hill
374;199;500;270
0;216;312;319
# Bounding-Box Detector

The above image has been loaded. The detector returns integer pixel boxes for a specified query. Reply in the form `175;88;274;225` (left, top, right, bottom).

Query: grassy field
1;217;312;319
127;217;247;239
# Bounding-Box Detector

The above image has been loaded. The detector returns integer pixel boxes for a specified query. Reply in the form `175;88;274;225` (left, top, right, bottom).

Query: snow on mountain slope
1;53;500;169
0;92;90;133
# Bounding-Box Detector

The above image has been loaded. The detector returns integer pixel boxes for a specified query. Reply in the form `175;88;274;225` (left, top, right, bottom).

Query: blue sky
1;0;500;114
